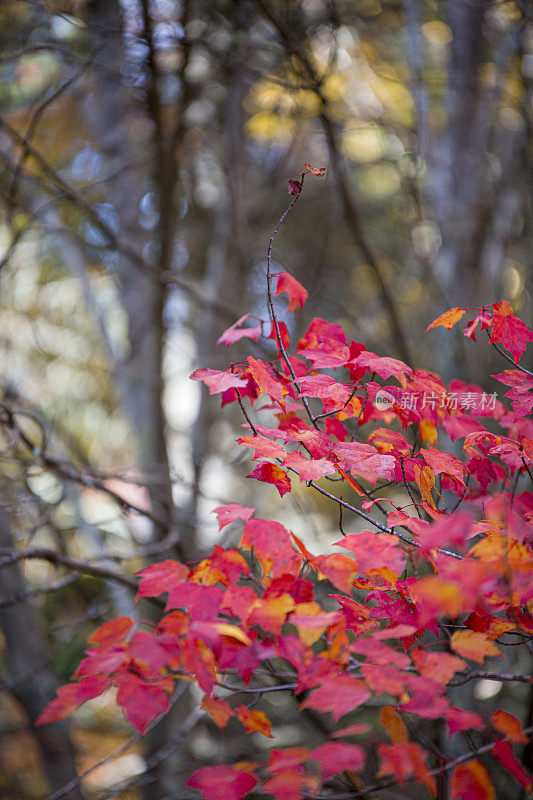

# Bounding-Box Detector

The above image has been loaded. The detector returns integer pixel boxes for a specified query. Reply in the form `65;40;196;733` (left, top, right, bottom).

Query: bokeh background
0;0;531;798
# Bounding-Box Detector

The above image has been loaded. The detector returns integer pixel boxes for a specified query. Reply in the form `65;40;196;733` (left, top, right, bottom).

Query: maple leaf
297;317;347;352
296;374;351;404
274;271;308;312
331;441;396;480
247;594;295;635
247;462;292;497
377;743;436;795
261;769;311;800
236;705;274;737
426;307;466;331
247;357;288;406
446;707;484;737
238;434;286;461
186;764;258;800
268;748;310;772
311;742;365;779
351;351;413;385
216;315;262;347
411;649;465;685
299;675;370;721
212;503;255;531
282;452;336;482
379;705;409;744
420;445;467;485
450;760;495;800
313;553;357;593
334;531;406;577
490;301;533;364
492;740;532;790
463;308;492;340
268;319;291;355
135;560;189;600
166;583;223;619
87;616;134;649
36;675;110;726
116;673;170;733
450;630;503;664
190;368;248;395
201;697;234;729
240;518;302;577
491;710;529;744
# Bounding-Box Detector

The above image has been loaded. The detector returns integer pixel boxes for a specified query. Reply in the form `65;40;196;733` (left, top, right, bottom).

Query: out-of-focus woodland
0;0;531;798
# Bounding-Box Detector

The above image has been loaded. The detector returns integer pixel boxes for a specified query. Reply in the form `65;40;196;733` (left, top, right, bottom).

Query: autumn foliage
37;170;533;800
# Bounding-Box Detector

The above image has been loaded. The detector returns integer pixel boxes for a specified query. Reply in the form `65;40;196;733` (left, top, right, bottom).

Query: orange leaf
380;706;409;744
426;307;466;331
450;631;503;664
201;697;234;729
491;710;529;744
236;706;274;738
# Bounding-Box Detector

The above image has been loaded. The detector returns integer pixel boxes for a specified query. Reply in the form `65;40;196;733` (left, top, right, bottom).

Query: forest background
0;0;531;799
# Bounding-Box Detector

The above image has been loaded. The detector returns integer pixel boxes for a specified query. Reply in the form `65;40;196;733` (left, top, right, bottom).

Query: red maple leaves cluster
37;174;533;800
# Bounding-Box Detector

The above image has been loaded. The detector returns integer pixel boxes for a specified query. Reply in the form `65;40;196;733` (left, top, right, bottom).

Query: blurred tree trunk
84;0;176;547
0;505;84;800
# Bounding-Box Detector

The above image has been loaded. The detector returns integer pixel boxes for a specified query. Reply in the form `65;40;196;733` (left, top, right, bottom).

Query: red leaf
87;616;133;649
492;740;532;790
334;531;406;576
420;446;467;486
275;271;308;312
212;503;255;531
261;769;310;800
216;315;262;347
446;707;485;737
135;560;189;600
247;357;288;406
296;374;351;404
411;649;466;685
311;741;365;779
450;760;495;800
166;583;223;619
297;318;347;351
351;351;413;384
36;675;110;726
191;369;248;395
238;435;286;461
282;452;336;482
300;675;370;721
313;553;357;593
377;743;436;795
247;462;292;497
490;301;533;364
268;320;290;354
331;441;396;480
186;764;258;800
116;673;170;733
240;518;302;577
268;748;309;772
